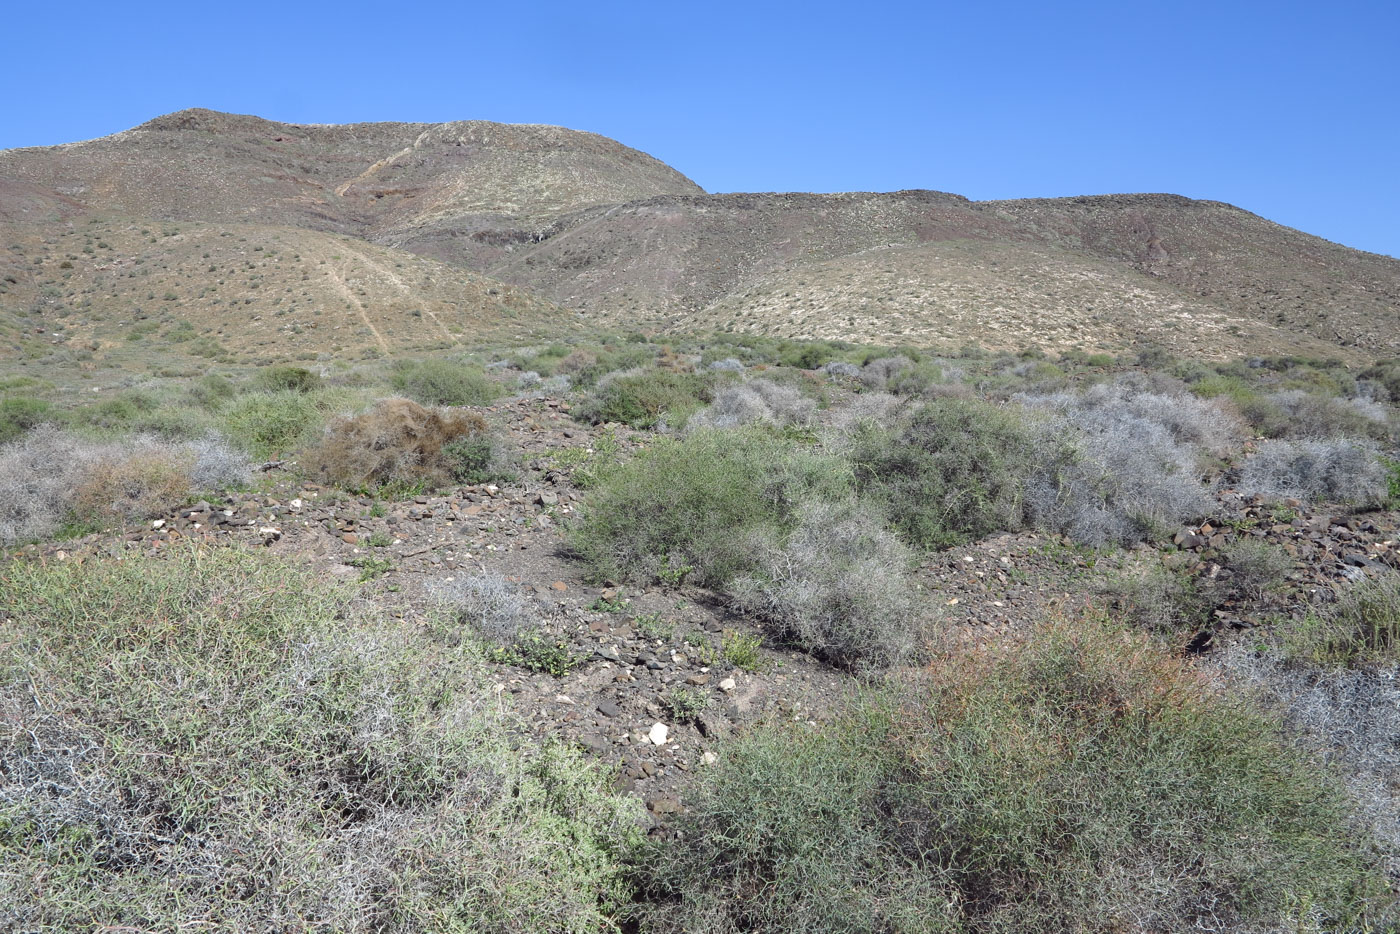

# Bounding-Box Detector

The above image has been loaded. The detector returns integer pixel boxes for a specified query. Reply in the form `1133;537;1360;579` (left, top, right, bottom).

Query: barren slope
0;213;567;362
481;191;1400;358
685;238;1349;358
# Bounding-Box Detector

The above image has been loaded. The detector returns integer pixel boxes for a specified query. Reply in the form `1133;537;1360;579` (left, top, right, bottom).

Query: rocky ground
16;394;1400;826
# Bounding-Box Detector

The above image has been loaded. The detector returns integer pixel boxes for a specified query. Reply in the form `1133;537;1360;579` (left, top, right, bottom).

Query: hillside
0;212;567;364
3;110;1399;362
683;238;1348;359
481;191;1400;357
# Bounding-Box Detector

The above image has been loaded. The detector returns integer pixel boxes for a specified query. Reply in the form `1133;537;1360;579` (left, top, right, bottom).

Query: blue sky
4;1;1397;257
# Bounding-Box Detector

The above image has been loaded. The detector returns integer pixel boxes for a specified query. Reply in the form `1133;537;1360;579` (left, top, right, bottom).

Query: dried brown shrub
555;348;598;375
305;398;489;492
71;447;195;527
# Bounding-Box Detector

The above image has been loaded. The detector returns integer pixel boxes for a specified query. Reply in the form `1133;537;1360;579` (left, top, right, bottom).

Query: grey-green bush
1240;438;1391;508
0;548;641;932
633;614;1389;933
849;398;1042;549
390;358;499;407
730;498;918;668
571;427;851;587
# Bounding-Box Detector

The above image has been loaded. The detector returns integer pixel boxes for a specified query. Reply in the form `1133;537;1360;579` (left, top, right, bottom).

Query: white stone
718;678;737;693
648;722;669;746
151;519;165;529
701;751;718;766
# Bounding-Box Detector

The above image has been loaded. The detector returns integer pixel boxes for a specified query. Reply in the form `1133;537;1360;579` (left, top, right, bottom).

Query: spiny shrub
575;368;713;429
223;390;325;458
185;435;254;490
1223;643;1400;877
0;426;99;544
848;398;1042;549
819;360;859;378
1264;389;1393;441
389;357;498;406
0;428;249;545
1023;419;1212;547
1024;375;1243;457
571;427;851;586
434;570;532;645
304;398;498;493
633;613;1389;933
0;548;641;932
729;498;918;668
686;378;815;431
859;354;912;390
1240;438;1391;508
1016;379;1225;546
0;396;53;443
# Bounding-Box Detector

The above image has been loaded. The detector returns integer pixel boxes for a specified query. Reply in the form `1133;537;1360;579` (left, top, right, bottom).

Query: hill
3;110;1399;362
0;108;703;240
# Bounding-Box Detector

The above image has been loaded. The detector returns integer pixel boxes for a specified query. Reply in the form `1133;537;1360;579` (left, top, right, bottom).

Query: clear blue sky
5;0;1397;257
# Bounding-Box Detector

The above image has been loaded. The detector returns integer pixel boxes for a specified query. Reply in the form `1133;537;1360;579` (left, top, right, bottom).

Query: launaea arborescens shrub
304;398;500;493
632;613;1390;933
686;378;816;432
0;547;641;932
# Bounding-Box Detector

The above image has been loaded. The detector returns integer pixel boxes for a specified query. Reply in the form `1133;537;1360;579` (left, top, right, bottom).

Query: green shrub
849;398;1041;549
571;427;851;586
1285;573;1400;668
720;630;764;672
0;396;53;443
633;613;1388;932
0;548;641;931
576;368;713;428
187;373;237;411
1100;563;1218;634
777;340;844;370
390;358;498;406
222;390;324;458
253;364;321;393
70;389;161;432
